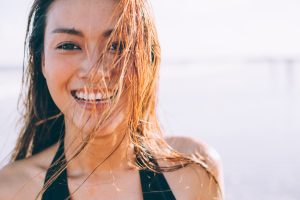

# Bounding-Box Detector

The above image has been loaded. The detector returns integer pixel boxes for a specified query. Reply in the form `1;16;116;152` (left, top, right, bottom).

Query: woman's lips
74;98;110;111
70;90;117;111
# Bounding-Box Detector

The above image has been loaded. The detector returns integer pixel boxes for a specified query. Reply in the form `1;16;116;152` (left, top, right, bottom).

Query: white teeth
74;91;115;101
79;92;84;99
84;93;88;100
89;93;95;100
96;93;102;99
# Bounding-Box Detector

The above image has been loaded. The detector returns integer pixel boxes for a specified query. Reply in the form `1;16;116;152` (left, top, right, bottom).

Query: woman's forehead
46;0;119;37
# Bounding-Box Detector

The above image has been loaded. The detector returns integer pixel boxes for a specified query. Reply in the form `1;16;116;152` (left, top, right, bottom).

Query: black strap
139;169;176;200
136;154;176;200
41;140;70;200
42;141;176;200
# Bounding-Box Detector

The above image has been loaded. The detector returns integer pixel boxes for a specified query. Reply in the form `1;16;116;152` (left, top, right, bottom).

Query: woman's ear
41;53;46;78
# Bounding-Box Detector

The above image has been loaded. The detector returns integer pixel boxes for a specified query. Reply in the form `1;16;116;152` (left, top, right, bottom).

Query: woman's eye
56;42;81;51
108;41;125;54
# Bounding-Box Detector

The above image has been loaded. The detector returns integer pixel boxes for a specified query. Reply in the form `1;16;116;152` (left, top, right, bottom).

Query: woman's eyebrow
52;28;84;37
51;28;115;38
103;29;114;37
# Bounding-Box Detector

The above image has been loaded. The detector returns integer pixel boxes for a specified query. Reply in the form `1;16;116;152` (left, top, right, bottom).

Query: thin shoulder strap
137;154;177;200
41;140;70;200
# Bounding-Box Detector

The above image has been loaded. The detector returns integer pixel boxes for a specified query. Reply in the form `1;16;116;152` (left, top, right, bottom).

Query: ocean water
0;61;300;199
158;61;300;199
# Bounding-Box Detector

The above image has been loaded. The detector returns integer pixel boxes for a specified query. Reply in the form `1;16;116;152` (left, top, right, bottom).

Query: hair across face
43;0;130;136
14;0;163;160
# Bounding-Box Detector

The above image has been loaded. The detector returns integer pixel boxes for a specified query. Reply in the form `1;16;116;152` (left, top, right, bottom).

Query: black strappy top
42;141;176;200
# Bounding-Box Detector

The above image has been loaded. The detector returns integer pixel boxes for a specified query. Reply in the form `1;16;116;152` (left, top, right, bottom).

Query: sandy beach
0;61;299;199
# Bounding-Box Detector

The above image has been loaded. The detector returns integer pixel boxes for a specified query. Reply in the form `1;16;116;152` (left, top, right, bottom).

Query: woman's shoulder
0;144;57;199
164;135;224;199
165;136;222;182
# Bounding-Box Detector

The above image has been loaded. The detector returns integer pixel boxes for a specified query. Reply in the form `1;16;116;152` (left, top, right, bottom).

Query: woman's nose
77;54;111;82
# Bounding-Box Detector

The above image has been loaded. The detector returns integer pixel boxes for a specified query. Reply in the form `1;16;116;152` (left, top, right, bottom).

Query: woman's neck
62;119;136;180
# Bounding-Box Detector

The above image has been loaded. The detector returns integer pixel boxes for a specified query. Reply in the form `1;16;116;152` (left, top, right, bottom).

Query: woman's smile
70;88;118;111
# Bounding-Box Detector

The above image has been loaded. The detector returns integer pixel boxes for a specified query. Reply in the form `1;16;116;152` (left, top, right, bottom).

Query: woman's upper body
0;0;223;199
0;136;223;200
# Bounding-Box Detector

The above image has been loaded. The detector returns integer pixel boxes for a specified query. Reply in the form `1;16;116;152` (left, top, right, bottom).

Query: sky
0;0;300;67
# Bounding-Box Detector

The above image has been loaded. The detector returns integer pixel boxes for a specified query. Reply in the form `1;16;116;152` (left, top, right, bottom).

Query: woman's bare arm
165;136;224;198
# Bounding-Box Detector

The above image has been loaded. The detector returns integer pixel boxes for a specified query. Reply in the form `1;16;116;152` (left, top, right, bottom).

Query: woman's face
42;0;129;135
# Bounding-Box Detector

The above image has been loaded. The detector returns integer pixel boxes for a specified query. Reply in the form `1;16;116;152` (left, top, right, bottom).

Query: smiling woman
0;0;223;199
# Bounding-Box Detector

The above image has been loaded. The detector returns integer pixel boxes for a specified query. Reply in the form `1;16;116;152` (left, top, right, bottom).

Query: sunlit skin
42;0;134;177
0;0;223;199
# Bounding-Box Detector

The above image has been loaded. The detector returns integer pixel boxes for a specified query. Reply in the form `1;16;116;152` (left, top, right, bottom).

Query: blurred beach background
1;0;300;199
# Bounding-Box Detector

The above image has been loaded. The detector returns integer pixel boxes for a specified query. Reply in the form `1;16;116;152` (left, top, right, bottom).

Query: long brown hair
11;0;222;198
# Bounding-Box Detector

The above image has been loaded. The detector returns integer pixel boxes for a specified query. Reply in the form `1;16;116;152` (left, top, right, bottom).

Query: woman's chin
68;113;126;139
62;98;128;140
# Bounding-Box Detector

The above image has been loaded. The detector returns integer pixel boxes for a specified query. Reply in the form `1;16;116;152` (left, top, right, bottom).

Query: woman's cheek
45;54;79;86
44;53;79;111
